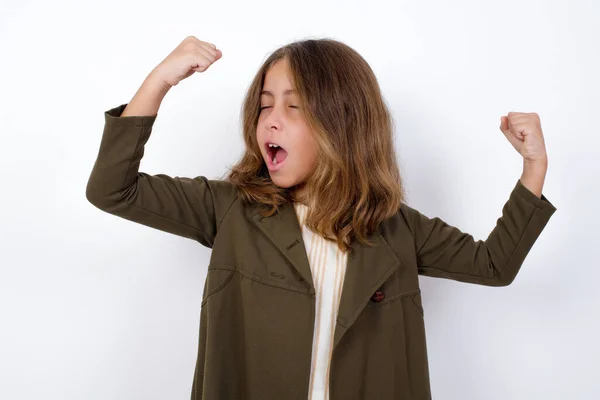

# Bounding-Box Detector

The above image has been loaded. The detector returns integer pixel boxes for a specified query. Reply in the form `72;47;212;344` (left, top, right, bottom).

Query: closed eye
259;106;299;110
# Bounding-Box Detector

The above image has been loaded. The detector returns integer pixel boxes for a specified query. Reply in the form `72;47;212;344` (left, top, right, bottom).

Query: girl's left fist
499;112;548;164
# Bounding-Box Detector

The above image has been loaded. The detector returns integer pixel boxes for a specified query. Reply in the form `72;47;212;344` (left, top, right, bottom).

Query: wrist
520;160;547;198
523;158;548;174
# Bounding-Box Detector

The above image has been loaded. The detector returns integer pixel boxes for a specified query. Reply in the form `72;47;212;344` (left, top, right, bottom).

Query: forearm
520;158;548;198
121;71;171;117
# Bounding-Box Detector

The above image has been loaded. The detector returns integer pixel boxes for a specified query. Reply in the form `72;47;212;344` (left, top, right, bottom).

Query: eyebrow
260;89;297;96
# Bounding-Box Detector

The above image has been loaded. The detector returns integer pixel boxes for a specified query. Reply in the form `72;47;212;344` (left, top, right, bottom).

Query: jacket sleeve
400;179;557;286
85;103;238;248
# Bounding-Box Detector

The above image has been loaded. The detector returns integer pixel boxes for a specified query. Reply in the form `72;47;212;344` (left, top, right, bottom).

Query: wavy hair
226;38;406;252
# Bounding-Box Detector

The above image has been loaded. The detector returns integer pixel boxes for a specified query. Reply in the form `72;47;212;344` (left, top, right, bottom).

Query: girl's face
256;59;318;198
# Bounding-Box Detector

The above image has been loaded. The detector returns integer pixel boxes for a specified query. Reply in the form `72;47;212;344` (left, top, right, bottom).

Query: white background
1;0;598;399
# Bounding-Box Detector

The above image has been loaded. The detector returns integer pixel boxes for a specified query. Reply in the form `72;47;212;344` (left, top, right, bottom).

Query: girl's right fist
152;36;222;88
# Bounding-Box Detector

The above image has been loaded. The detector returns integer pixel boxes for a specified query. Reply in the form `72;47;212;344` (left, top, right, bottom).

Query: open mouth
266;143;289;166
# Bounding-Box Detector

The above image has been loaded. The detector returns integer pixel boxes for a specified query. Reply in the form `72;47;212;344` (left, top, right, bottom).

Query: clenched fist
500;112;548;165
151;35;223;88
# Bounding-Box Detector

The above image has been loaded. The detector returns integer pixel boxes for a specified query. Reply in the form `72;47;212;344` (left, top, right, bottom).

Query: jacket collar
251;200;402;349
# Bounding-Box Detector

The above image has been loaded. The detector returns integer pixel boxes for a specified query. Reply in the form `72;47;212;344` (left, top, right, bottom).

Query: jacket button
370;290;385;302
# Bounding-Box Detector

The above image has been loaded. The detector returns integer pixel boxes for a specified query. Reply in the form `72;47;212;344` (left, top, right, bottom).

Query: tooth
273;155;277;165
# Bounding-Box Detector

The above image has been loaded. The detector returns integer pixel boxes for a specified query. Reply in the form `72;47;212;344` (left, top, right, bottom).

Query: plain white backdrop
1;0;598;399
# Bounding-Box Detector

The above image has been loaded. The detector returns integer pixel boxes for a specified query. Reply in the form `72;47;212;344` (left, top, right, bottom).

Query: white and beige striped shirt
293;202;349;400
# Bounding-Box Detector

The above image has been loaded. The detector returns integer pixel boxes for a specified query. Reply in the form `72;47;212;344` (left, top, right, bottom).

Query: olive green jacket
86;104;557;399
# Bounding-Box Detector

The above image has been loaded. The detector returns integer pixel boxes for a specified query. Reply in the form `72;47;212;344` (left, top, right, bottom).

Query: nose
263;105;284;131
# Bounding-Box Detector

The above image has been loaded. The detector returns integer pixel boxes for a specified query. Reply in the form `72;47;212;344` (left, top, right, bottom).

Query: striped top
293;202;349;400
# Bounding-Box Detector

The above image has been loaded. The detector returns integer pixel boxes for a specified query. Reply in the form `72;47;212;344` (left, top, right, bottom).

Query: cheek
307;135;319;159
299;139;318;168
255;131;265;150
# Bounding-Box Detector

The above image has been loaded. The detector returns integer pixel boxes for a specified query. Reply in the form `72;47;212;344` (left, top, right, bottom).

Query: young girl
86;36;557;399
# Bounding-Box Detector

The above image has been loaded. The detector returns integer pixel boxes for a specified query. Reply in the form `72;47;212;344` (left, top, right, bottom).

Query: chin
270;174;298;189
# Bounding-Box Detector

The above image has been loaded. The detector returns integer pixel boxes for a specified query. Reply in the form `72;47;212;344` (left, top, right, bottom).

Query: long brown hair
226;38;406;252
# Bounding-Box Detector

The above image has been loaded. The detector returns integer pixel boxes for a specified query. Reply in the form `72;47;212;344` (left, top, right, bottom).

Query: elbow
484;249;521;287
489;267;519;287
85;180;102;208
85;178;110;210
86;177;139;214
85;179;119;211
494;275;516;287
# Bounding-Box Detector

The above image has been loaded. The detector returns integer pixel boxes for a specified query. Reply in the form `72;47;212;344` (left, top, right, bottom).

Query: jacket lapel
251;201;402;348
250;201;315;292
333;230;401;349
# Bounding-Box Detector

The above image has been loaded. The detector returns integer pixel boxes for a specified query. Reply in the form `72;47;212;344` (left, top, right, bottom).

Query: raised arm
401;111;557;285
401;178;556;286
86;36;236;248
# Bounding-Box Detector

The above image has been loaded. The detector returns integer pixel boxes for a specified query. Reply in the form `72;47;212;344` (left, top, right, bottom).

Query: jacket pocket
410;292;424;317
201;266;235;306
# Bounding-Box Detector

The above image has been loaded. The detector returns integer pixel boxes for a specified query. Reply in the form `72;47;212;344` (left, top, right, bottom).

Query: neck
291;184;309;205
